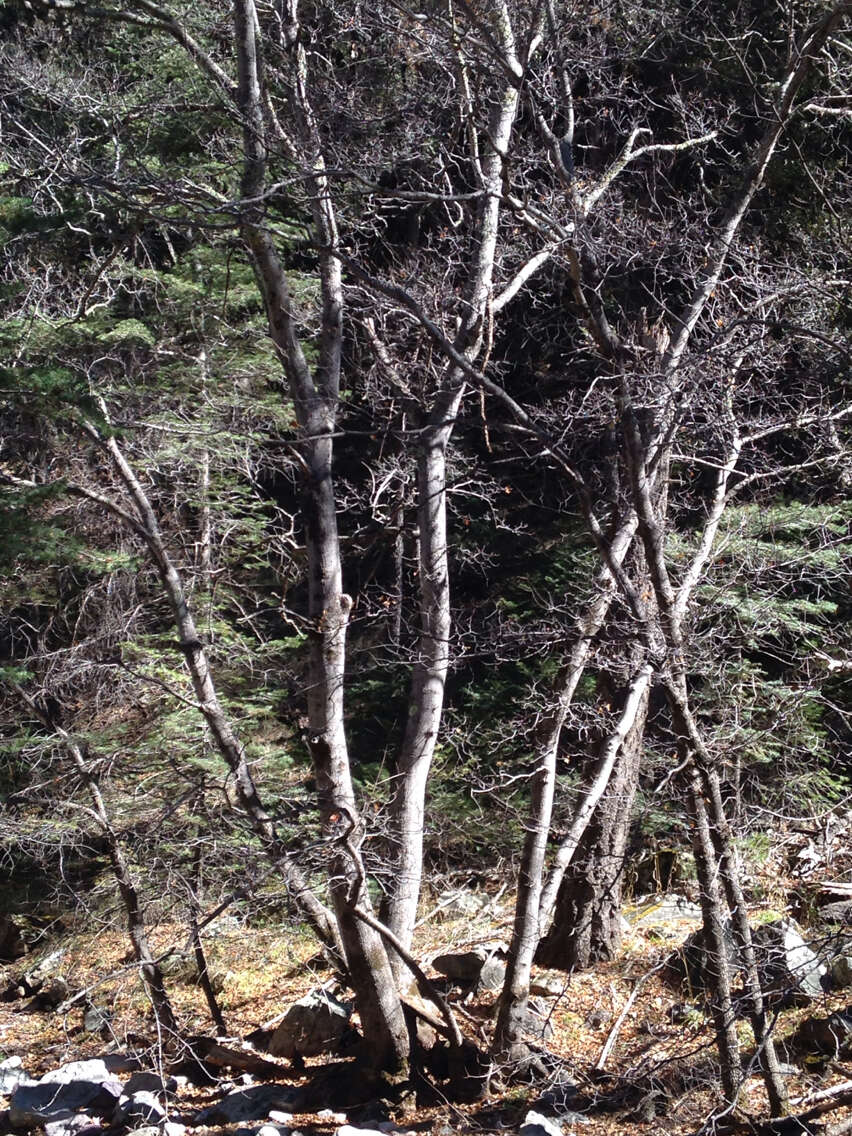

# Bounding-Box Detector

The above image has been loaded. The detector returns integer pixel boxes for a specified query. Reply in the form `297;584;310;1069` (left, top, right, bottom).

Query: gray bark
385;0;532;977
233;0;410;1070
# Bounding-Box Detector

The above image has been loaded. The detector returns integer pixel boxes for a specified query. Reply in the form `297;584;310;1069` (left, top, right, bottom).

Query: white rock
41;1060;114;1086
520;1110;565;1136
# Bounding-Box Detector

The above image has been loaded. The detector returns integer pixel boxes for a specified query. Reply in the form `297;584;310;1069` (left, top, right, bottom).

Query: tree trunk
536;674;648;970
493;660;651;1062
12;685;179;1040
686;764;743;1106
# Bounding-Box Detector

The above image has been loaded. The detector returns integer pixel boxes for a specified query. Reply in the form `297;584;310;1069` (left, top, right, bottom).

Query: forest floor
2;895;851;1136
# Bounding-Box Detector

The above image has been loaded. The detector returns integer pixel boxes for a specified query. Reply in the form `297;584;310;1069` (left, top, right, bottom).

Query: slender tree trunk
232;0;410;1070
493;661;651;1062
81;424;342;957
385;0;533;974
386;391;460;984
666;678;789;1115
11;685;179;1038
686;762;742;1106
189;842;228;1036
536;675;648;970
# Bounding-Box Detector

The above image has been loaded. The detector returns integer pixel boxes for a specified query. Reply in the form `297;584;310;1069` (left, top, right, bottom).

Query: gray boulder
193;1084;300;1125
671;921;740;991
23;976;70;1012
432;949;490;982
0;1056;35;1096
436;890;486;918
41;1060;118;1087
113;1090;167;1128
10;1061;122;1129
831;956;852;988
627;895;703;929
752;919;827;1003
477;957;506;991
268;990;352;1059
43;1116;103;1136
124;1071;177;1097
432;944;505;987
819;899;852;925
519;1000;555;1042
796;1007;852;1057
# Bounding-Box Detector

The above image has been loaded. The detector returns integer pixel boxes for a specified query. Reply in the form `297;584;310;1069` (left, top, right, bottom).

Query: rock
10;1064;122;1129
520;1001;555;1041
432;948;490;982
752;919;827;1003
671;920;740;990
584;1008;609;1029
113;1090;167;1127
0;1056;35;1097
124;1071;177;1097
23;976;70;1012
82;1004;113;1035
796;1007;852;1057
193;1084;300;1125
538;1080;580;1110
335;1127;401;1136
436;890;486;918
43;1115;102;1136
626;895;703;929
520;1109;564;1136
257;1126;290;1136
268;990;352;1060
820;899;852;924
317;1109;347;1122
530;975;563;998
268;1110;293;1124
0;916;27;961
41;1059;118;1086
831;956;852;988
101;1054;145;1075
476;957;506;991
23;949;65;989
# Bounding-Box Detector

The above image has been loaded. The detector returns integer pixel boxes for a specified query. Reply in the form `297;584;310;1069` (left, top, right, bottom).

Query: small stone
530;975;563;998
269;1110;293;1123
318;1108;347;1122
